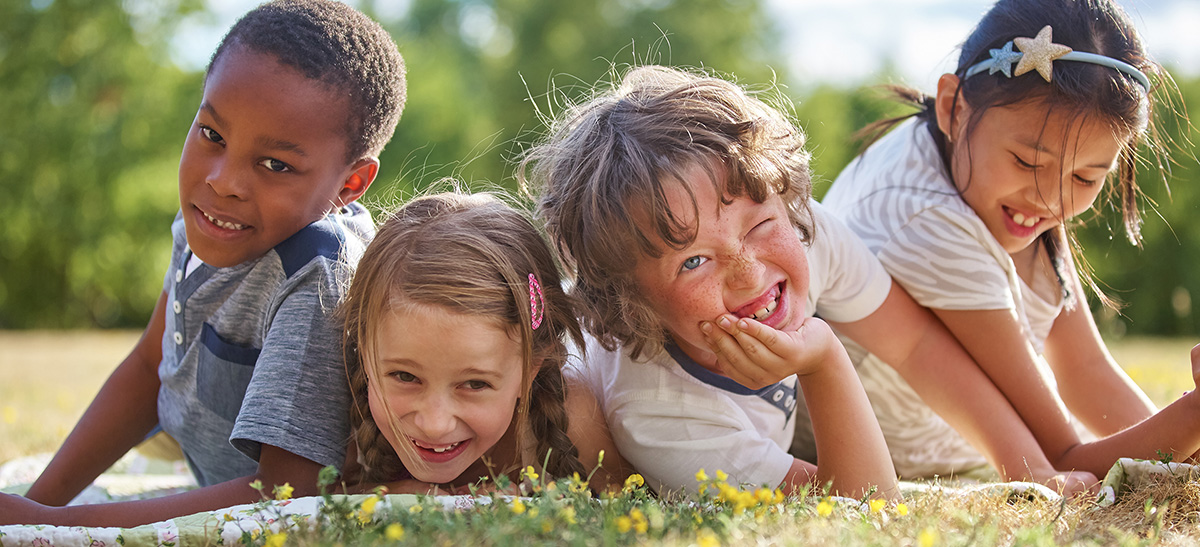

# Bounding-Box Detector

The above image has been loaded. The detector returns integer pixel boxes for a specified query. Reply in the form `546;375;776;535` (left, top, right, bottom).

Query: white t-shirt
569;200;892;495
822;119;1066;477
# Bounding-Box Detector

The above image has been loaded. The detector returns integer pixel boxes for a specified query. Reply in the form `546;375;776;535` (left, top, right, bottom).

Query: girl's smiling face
632;164;811;372
938;87;1124;254
366;304;525;485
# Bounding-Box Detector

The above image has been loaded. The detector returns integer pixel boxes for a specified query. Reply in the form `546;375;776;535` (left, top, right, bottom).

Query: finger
702;320;773;388
708;317;791;385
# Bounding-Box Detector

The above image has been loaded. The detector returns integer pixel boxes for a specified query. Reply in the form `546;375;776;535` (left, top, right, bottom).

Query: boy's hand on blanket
0;493;54;525
701;314;842;389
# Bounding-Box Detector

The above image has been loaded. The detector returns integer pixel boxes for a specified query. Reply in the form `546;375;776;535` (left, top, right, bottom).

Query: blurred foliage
0;0;203;328
1;0;1197;336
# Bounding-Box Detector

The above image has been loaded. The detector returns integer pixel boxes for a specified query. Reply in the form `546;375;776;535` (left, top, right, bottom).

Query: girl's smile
366;304;525;485
937;87;1124;254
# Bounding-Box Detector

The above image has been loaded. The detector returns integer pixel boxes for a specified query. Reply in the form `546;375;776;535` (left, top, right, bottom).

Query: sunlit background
1;0;1198;335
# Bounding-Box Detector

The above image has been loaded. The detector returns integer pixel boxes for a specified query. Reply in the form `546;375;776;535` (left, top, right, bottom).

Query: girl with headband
339;192;629;494
823;0;1199;479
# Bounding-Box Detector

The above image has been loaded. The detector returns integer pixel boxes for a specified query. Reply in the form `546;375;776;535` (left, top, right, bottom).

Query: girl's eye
199;126;224;145
259;158;292;173
1073;174;1099;187
390;371;417;383
463;380;491;390
681;256;707;272
1013;154;1040;170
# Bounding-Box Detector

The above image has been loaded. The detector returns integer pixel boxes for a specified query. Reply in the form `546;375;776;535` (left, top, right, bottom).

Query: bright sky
171;0;1200;87
769;0;1200;88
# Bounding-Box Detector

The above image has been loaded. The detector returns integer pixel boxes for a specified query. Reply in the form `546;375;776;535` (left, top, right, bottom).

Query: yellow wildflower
222;513;235;522
408;504;423;514
510;498;527;514
616;516;632;533
357;496;379;523
623;474;645;492
816;499;833;517
569;472;588;493
597;449;605;466
714;470;729;483
697;529;720;547
869;499;886;513
630;508;648;534
919;527;938;547
754;487;774;504
385;523;405;541
248;479;264;492
274;483;294;501
541;520;553;533
896;503;909;516
523;465;539;482
695;469;709;483
772;489;785;504
560;505;577;524
264;531;286;547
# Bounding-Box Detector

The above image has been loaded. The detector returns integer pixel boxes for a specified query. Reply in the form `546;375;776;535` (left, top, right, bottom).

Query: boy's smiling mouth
734;283;783;322
198;206;249;231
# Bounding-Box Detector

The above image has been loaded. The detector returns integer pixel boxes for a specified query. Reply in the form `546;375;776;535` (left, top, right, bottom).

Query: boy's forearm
18;444;325;527
26;292;168;505
799;350;898;499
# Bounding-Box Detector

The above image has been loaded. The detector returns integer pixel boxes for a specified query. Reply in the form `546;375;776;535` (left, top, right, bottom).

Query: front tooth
1023;216;1037;227
1012;212;1027;226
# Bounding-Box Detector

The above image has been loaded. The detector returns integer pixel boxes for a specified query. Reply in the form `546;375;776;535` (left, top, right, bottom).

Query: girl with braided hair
339;191;628;494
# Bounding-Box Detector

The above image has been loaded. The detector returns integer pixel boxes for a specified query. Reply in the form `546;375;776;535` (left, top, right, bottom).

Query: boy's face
178;46;373;267
632;165;811;372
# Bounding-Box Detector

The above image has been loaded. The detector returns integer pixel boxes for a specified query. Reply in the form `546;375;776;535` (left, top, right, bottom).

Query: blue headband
964;25;1150;91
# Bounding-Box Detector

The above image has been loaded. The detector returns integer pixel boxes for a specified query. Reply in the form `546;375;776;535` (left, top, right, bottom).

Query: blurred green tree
0;0;201;328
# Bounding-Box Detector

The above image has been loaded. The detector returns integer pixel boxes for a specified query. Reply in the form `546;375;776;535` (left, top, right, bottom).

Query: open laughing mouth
736;283;783;322
410;438;469;462
1005;207;1040;228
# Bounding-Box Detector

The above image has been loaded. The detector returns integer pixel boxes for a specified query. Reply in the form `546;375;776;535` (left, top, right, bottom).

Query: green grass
3;331;1199;545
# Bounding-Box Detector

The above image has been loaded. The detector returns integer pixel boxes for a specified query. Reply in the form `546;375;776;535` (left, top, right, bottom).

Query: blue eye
681;256;706;271
259;158;292;173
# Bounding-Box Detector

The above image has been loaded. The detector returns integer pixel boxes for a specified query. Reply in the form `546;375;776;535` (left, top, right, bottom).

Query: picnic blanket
0;457;1191;546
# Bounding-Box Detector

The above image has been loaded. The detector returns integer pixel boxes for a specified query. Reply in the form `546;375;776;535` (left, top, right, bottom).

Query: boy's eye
681;256;707;271
259;158;292;173
199;126;224;145
463;380;491;390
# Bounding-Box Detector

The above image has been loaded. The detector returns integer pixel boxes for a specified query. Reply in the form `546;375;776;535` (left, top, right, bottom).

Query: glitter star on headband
964;25;1150;90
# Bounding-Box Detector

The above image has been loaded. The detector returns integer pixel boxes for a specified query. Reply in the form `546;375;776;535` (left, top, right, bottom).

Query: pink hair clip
528;273;544;330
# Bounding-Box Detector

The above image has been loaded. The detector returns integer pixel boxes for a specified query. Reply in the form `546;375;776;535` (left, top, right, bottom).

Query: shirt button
173;301;182;314
175;269;183;282
173;332;183;345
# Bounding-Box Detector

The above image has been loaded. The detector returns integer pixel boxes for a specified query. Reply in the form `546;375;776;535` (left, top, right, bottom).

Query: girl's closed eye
681;255;708;272
1012;153;1041;171
259;158;293;173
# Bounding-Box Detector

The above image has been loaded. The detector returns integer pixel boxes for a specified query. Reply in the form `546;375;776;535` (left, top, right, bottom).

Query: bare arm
24;291;170;506
1043;284;1155;435
704;314;897;499
2;444;326;527
564;376;633;492
832;283;1094;492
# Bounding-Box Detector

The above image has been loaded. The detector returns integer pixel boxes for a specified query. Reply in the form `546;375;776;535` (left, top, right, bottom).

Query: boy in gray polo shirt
4;0;406;526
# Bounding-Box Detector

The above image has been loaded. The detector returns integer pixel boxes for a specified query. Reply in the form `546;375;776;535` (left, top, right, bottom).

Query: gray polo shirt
158;203;373;487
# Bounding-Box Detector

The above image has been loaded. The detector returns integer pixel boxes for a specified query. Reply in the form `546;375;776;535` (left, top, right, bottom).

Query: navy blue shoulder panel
274;215;347;278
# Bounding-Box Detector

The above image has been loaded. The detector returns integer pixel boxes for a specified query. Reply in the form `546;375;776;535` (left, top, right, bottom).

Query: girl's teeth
1011;212;1038;228
750;297;779;321
204;212;246;231
424;441;461;453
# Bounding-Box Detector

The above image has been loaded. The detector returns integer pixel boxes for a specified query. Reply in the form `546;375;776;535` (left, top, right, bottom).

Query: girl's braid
526;364;585;480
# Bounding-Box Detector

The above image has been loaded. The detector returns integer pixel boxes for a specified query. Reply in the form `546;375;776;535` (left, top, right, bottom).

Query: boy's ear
934;73;968;143
336;157;380;207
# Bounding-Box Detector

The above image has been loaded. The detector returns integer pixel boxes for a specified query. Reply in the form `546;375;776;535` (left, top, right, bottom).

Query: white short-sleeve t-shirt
821;119;1066;477
569;200;892;495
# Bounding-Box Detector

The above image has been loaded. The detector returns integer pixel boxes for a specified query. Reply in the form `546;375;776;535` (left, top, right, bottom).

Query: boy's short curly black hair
208;0;406;162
